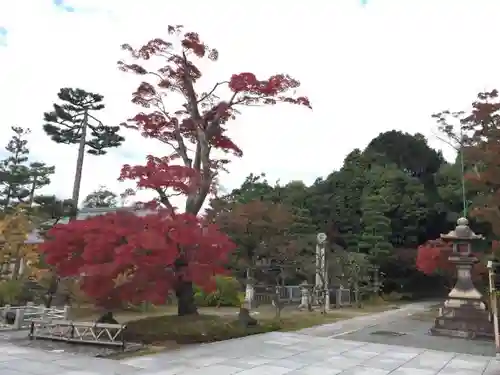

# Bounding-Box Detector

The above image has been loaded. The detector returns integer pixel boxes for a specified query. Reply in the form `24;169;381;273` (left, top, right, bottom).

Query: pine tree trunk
28;176;37;208
44;112;89;307
71;111;88;219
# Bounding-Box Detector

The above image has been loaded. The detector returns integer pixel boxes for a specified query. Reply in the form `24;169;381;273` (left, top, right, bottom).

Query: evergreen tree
27;162;56;207
358;193;393;264
82;185;118;208
0;127;32;209
0;127;55;212
43;88;125;216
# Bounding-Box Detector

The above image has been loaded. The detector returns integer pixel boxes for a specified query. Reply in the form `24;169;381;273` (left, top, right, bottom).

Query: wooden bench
28;319;126;348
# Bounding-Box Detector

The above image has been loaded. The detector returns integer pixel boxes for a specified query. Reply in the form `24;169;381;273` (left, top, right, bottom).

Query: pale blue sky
0;0;499;208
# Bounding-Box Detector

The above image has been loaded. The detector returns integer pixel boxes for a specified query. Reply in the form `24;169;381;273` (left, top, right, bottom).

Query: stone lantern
430;217;493;339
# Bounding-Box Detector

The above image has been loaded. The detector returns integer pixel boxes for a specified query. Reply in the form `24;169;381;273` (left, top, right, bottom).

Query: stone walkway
297;302;434;338
1;301;498;375
121;331;500;375
2;331;497;374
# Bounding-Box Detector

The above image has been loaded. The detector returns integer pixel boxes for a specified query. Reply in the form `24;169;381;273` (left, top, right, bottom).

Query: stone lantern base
430;298;493;339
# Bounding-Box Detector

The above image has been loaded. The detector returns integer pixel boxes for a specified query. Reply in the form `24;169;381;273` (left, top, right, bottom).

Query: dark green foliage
0;127;55;210
43;88;124;155
27;162;56;206
0;127;31;207
358;193;393;262
82;185;118;208
366;130;445;182
213;129;489;299
32;195;75;223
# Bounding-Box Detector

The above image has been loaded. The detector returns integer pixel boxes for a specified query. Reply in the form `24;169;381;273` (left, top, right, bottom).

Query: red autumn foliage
39;210;235;307
117;25;311;214
416;239;486;282
40;25;310;312
434;90;500;236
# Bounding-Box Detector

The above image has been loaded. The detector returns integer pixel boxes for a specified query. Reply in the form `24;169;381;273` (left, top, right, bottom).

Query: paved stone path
1;301;499;375
2;331;498;374
297;302;434;338
121;331;500;375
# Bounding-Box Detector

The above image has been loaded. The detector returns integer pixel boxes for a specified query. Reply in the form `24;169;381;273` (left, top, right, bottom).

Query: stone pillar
298;281;311;310
244;274;255;310
63;305;71;320
315;233;330;311
13;308;24;330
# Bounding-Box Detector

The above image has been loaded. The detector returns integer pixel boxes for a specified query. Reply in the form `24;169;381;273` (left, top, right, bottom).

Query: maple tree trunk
175;280;198;316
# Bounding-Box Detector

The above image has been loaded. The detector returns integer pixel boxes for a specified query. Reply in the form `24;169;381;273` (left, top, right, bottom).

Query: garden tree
82;185;118;208
365;130;445;184
433;90;500;237
0;127;54;211
210;199;304;273
416;239;487;290
434;163;469;223
307;149;371;251
31;195;74;224
43;88;124;216
0;207;41;280
116;25;310;315
0;127;31;209
366;165;429;248
39;210;235;309
358;191;393;264
26;162;55;208
225;174;277;204
333;250;371;306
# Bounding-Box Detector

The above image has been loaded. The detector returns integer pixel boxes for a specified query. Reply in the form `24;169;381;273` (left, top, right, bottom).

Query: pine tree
0;127;32;209
0;127;56;212
82;185;118;208
27;162;56;207
358;193;393;264
43;88;125;216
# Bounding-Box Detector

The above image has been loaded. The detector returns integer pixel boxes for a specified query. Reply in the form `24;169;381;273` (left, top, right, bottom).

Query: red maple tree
434;90;500;236
39;210;235;308
40;25;310;315
416;239;486;285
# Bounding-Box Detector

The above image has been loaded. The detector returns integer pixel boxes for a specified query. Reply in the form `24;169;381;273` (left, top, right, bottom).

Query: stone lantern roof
440;217;484;242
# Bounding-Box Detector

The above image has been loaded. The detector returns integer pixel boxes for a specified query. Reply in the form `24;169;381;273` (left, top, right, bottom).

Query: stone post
315;233;330;311
298;281;311;310
13;308;24;330
63;305;70;320
244;274;255;310
39;304;48;321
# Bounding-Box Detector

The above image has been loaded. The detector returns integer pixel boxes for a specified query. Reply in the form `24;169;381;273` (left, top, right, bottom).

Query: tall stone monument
430;217;493;339
315;233;330;310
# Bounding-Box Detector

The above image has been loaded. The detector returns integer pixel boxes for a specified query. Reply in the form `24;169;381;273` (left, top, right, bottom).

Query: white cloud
0;0;499;208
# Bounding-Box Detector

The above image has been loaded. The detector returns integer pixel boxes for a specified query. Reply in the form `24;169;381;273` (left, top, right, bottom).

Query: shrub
0;280;23;305
195;276;242;307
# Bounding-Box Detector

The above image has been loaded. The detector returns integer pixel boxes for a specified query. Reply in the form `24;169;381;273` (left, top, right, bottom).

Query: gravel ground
0;329;143;357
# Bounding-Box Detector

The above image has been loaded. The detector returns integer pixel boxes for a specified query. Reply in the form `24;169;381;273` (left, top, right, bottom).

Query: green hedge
194;276;245;307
